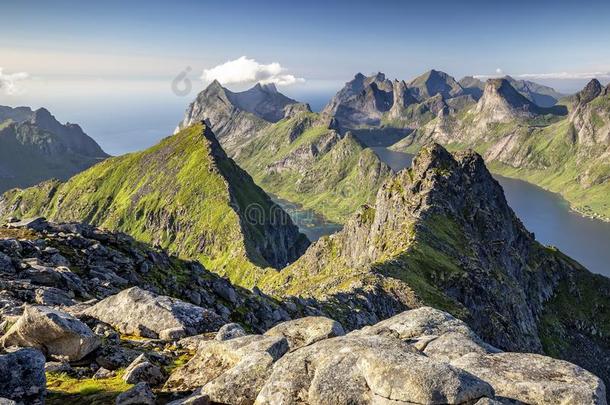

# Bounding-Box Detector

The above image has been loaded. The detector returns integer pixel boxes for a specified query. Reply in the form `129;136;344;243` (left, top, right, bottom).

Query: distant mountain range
0;106;108;193
393;77;609;220
322;70;566;133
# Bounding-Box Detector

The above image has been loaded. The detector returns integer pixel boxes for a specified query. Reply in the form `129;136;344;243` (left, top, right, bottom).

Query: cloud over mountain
201;56;305;86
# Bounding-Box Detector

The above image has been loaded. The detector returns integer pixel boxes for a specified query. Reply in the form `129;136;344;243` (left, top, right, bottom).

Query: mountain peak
474;78;540;122
576;79;603;104
408;69;463;100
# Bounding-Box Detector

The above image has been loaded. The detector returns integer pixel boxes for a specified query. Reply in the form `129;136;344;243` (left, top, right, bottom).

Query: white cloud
0;67;29;95
201;56;305;86
495;68;503;74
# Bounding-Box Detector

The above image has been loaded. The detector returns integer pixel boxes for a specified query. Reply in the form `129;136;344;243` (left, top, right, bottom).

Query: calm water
277;146;610;277
269;195;343;242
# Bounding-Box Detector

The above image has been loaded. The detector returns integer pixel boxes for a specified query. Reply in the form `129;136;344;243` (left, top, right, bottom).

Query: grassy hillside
236;112;392;223
0;124;308;284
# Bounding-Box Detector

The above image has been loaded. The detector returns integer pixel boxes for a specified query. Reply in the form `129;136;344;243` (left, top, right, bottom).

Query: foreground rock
163;307;606;405
0;348;46;404
452;352;607;405
83;287;224;339
256;334;493;404
263;315;345;351
0;305;99;361
165;335;289;404
115;382;155;405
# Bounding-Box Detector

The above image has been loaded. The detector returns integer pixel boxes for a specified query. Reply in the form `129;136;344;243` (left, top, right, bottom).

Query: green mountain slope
235;111;393;223
0;123;309;281
392;79;609;220
255;144;610;386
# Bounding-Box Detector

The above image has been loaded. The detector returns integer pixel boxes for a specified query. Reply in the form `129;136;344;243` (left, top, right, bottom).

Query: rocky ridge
0;123;309;276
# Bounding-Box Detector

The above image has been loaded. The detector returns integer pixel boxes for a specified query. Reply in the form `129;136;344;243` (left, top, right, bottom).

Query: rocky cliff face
176;81;298;156
0;124;309;276
258;144;610;386
0;106;108;193
322;72;395;128
474;78;546;124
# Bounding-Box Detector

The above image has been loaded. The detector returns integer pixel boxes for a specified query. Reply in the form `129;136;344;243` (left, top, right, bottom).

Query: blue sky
1;0;609;153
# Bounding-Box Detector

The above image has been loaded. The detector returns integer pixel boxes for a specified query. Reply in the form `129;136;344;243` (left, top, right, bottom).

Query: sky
1;0;610;154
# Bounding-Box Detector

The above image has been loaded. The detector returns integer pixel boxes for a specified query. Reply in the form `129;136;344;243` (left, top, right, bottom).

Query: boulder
452;352;607;405
0;305;99;361
95;344;141;370
264;316;345;351
123;354;165;386
256;334;493;404
0;348;46;404
83;287;224;338
215;323;246;341
165;335;289;404
115;382;155;405
354;307;499;361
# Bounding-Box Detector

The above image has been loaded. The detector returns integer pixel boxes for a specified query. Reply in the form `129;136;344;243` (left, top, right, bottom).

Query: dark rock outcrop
0;348;46;404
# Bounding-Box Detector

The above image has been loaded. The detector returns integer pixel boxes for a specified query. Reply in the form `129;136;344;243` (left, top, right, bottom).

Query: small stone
215;323;246;341
115;382;155;405
159;327;188;341
123;354;165;386
93;367;115;379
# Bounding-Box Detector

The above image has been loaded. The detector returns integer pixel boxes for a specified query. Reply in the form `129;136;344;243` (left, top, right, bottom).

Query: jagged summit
177;81;300;155
322;72;394;127
474;78;545;123
576;79;603;105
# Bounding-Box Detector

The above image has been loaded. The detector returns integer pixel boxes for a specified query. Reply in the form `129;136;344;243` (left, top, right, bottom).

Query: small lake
275;146;610;278
269;195;343;242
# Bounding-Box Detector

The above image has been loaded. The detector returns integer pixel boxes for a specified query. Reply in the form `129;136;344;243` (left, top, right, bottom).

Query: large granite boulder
452;352;607;405
83;287;224;339
255;334;493;405
0;348;46;404
0;305;99;361
263;316;345;351
354;307;500;361
165;334;289;404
